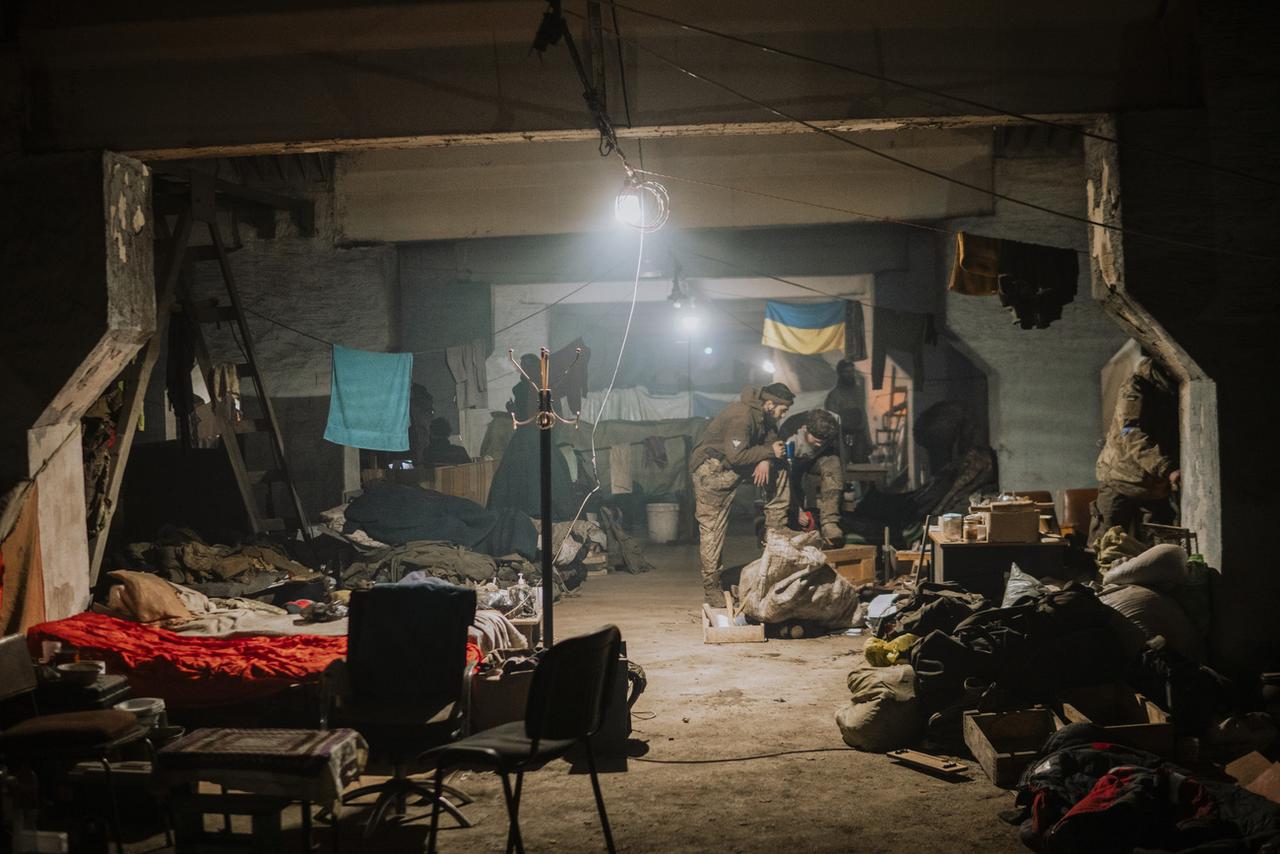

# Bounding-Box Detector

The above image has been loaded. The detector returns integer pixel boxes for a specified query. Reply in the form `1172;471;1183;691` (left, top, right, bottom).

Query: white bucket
646;502;680;543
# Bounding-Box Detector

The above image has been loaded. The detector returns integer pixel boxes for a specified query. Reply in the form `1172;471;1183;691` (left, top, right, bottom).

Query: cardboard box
424;458;497;506
1059;683;1174;757
981;508;1041;543
825;545;878;586
963;708;1063;788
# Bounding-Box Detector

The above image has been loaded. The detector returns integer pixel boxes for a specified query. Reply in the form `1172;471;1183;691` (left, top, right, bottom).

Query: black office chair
422;624;622;854
324;579;478;837
0;634;153;854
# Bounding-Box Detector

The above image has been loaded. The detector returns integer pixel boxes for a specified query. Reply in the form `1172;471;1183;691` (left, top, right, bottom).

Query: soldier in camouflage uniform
689;383;794;605
1091;356;1180;546
766;409;846;545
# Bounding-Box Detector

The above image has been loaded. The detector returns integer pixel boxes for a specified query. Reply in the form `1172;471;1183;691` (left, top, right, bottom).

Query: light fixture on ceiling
615;169;670;233
762;359;776;374
703;346;714;355
679;312;701;332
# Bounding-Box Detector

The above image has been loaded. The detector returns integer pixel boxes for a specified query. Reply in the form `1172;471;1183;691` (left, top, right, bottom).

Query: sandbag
1100;583;1203;662
739;530;857;628
835;664;921;751
1101;543;1187;588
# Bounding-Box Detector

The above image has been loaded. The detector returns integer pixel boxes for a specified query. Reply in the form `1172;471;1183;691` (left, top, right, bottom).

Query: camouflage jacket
1096;359;1178;498
690;386;778;474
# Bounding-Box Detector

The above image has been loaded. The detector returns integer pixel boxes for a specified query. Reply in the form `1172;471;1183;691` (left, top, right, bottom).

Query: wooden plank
702;604;765;644
887;749;968;776
88;210;193;583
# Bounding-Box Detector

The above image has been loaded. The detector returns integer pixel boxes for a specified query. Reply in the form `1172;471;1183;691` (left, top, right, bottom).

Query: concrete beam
124;113;1096;162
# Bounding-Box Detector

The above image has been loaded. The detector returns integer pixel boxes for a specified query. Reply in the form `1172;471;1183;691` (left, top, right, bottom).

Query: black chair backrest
0;634;35;703
347;580;476;704
524;625;622;744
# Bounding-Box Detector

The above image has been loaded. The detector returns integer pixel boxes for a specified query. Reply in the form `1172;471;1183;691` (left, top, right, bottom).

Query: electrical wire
602;0;1280;191
610;1;633;129
551;217;646;559
584;14;1280;265
633;747;853;765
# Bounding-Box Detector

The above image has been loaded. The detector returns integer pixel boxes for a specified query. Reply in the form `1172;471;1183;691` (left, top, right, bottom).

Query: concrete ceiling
337;127;993;240
13;0;1195;155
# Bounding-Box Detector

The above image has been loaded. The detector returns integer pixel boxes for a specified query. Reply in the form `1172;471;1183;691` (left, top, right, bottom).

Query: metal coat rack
509;346;581;647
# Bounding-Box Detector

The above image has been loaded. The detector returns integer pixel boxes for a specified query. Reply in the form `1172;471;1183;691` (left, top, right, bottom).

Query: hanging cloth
445;338;490;410
871;308;937;391
324;345;413;451
845;301;868;362
948;232;1079;328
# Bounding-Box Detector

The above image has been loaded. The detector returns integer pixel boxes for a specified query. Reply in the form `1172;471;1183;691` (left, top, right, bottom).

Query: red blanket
28;613;485;710
28;612;348;709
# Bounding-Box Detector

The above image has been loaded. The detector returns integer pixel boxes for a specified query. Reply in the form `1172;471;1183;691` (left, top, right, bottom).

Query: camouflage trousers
693;457;792;606
761;454;845;541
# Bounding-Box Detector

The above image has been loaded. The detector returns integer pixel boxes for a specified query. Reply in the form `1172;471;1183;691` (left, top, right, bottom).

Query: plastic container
114;697;165;730
646;502;680;543
940;513;964;541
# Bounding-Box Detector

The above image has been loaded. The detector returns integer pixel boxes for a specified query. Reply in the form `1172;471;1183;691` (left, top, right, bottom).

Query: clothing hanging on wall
445;338;490;410
845;301;868;362
550;338;591;416
871;308;937;391
948;232;1078;328
324;345;413;452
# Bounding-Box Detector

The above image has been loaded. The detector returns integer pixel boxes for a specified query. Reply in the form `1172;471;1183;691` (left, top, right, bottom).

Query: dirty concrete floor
127;535;1026;853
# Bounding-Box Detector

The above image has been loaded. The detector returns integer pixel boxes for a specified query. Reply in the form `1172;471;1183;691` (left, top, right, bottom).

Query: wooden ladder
87;173;313;582
173;183;311;542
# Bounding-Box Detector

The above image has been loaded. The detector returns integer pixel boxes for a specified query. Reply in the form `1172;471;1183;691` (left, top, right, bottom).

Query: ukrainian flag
761;300;846;355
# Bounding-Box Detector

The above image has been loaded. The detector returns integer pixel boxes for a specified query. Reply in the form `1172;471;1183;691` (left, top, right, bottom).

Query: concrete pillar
0;152;154;620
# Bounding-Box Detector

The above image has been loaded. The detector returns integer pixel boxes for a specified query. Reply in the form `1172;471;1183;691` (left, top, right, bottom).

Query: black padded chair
422;624;622;854
324;579;477;837
0;634;153;854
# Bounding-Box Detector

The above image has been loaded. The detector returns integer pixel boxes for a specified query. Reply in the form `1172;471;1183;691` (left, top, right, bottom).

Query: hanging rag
870;308;937;391
166;312;196;449
845;301;868;362
997;239;1078;329
549;338;590;415
609;445;633;494
211;362;242;424
445;338;490;410
948;232;1078;328
324;345;413;452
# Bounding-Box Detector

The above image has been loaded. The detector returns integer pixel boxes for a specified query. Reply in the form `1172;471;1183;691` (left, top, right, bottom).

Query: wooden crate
825;545;878;586
424;459;497;506
963;708;1063;788
702;593;765;644
1060;684;1174;757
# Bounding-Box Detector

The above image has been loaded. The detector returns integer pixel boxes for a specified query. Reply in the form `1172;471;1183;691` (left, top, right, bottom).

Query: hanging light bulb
762;359;776;374
703;346;714;355
679;313;701;332
615;170;670;233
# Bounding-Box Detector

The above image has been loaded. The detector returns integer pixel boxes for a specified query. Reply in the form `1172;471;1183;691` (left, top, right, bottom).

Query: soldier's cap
761;383;795;406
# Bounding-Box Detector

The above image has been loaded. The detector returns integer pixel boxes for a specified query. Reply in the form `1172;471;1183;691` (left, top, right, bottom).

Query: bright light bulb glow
614;176;670;233
679;313;701;331
703;346;714;355
762;360;776;373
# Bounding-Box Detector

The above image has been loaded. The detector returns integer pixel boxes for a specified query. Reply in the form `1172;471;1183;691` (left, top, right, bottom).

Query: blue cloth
324;345;413;451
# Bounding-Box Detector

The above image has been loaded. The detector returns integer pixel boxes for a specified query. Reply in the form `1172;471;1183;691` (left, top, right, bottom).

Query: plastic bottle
513;573;532;617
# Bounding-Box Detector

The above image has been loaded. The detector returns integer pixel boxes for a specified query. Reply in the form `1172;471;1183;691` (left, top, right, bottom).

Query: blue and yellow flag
761;300;846;355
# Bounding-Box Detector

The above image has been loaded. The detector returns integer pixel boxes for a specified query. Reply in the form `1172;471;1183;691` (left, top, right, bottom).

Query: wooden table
928;529;1069;602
